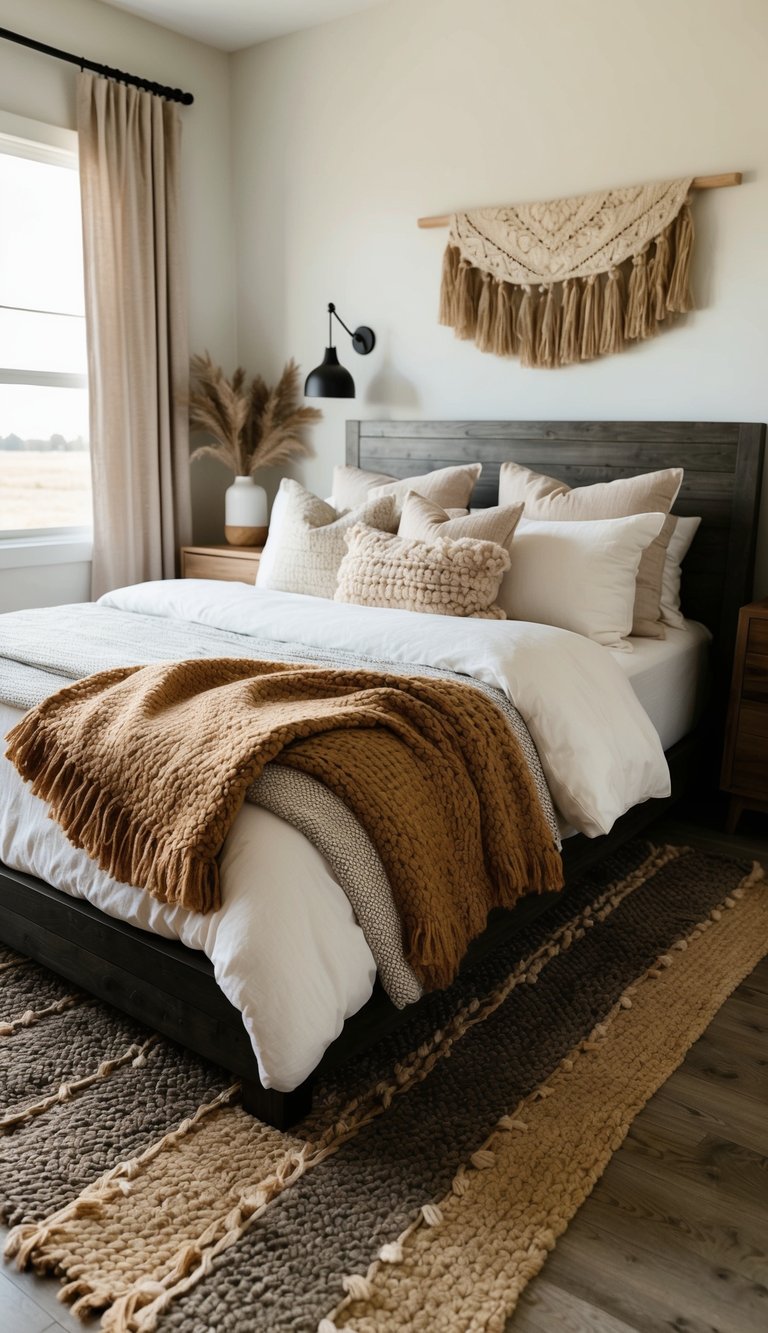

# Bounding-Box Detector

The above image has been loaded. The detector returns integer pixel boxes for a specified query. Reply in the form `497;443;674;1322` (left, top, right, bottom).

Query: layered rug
1;841;766;1333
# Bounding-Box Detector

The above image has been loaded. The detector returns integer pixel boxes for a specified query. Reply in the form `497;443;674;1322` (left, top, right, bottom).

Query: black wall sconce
304;302;375;398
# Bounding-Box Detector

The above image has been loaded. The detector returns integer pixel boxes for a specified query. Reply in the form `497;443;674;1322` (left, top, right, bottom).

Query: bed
0;419;763;1128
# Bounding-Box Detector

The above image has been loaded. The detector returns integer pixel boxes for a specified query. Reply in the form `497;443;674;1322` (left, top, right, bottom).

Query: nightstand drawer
731;726;768;792
747;617;768;656
737;699;768;737
183;552;259;583
743;652;768;703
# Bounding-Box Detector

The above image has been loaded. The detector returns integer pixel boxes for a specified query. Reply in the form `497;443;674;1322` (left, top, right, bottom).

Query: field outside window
0;131;91;536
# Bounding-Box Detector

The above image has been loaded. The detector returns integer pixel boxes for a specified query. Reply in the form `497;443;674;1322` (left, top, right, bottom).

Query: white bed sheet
0;584;671;1090
611;619;711;751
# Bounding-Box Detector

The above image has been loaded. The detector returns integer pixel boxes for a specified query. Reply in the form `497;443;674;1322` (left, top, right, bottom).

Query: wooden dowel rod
417;172;743;228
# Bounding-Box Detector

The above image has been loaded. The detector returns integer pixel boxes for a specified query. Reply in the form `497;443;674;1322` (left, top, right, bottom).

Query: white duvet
0;581;669;1090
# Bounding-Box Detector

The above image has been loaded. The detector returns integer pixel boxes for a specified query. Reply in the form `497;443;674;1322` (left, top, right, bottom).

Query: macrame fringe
599;268;624;356
493;283;517;356
580;274;600;360
438;198;695;368
558;279;580;365
438;243;459;326
517;286;536;367
666;200;695;313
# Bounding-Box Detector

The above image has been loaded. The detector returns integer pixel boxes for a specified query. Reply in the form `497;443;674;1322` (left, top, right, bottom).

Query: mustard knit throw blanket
7;658;563;989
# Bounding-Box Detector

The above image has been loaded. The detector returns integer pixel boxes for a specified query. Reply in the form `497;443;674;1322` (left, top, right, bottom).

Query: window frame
0;110;91;553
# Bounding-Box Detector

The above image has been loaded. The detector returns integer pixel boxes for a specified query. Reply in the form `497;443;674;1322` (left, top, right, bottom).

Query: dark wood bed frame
0;420;764;1128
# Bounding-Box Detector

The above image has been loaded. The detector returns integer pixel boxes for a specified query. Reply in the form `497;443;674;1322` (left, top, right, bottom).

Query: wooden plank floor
0;814;766;1332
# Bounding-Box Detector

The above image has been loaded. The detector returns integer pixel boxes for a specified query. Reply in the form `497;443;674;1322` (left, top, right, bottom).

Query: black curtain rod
0;25;194;105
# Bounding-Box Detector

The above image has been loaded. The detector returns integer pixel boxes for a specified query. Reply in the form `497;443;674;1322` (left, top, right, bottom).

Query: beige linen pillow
335;523;510;619
499;513;666;649
256;479;397;599
498;463;683;638
332;462;481;517
660;515;702;629
398;490;524;553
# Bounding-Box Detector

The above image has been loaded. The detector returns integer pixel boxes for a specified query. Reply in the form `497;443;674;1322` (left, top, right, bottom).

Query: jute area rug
1;841;766;1333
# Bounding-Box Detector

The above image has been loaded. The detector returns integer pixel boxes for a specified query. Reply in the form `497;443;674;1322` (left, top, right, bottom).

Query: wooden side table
180;544;263;585
721;597;768;832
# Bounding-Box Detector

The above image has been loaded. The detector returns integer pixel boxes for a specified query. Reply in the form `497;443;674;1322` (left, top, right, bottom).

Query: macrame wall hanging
420;173;741;369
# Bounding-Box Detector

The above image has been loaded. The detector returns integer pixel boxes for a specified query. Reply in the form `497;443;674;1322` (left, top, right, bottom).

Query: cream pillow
498;513;666;649
398;490;524;553
660;515;701;629
498;463;683;638
256;479;397;599
335;523;510;619
332;462;481;517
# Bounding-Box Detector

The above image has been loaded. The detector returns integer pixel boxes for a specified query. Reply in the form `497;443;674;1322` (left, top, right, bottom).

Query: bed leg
241;1075;314;1129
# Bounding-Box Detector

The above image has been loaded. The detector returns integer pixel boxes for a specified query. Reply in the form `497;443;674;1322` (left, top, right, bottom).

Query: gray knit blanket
0;603;559;1006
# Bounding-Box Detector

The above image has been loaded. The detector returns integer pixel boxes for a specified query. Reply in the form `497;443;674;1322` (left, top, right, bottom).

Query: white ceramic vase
224;475;268;547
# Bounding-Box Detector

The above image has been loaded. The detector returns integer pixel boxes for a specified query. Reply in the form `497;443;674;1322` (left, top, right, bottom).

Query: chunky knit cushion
256;480;397;599
498;463;683;638
334;523;511;619
398;490;524;553
332;462;481;518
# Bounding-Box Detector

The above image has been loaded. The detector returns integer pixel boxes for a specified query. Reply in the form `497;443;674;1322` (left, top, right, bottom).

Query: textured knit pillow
498;463;683;638
335;523;510;619
660;515;702;629
256;480;397;599
332;462;481;517
398;490;524;553
498;513;666;649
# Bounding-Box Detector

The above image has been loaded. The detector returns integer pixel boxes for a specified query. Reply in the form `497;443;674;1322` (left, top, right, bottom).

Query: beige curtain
77;72;191;598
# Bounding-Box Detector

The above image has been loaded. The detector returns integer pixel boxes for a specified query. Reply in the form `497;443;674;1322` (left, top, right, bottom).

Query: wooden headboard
346;419;765;677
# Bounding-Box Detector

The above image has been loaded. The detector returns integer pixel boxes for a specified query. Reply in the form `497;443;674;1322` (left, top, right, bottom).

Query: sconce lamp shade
304;302;375;399
304;347;356;399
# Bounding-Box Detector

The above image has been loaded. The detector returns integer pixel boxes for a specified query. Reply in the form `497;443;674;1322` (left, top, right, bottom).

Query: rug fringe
0;993;85;1040
321;860;767;1331
101;845;685;1332
4;1081;240;1274
6;843;684;1333
0;1035;160;1133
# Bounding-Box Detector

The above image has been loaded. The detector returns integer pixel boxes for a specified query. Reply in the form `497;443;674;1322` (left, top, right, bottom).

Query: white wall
0;0;237;609
232;0;768;596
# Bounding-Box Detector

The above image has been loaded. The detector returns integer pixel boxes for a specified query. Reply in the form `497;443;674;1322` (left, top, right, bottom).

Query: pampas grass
188;353;321;476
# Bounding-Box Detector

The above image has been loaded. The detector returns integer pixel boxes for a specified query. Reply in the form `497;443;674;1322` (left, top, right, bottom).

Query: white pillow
660;516;701;629
498;513;666;650
256;479;397;598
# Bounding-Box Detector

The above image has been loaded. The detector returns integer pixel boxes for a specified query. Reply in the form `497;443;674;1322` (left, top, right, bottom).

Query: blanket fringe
5;713;219;914
438;195;695;368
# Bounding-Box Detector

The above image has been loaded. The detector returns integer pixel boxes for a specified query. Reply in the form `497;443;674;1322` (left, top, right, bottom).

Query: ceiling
98;0;386;51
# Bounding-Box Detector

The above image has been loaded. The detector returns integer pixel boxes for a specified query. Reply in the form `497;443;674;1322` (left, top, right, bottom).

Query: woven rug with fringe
1;839;766;1333
439;178;695;367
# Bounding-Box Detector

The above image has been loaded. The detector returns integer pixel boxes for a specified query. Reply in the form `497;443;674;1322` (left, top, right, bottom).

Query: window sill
0;530;93;569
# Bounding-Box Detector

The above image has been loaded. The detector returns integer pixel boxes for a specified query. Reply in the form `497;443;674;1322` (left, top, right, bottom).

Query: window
0;114;91;538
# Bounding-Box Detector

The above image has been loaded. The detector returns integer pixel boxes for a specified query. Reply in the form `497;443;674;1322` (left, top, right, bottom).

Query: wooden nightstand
180;544;263;585
721;597;768;832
